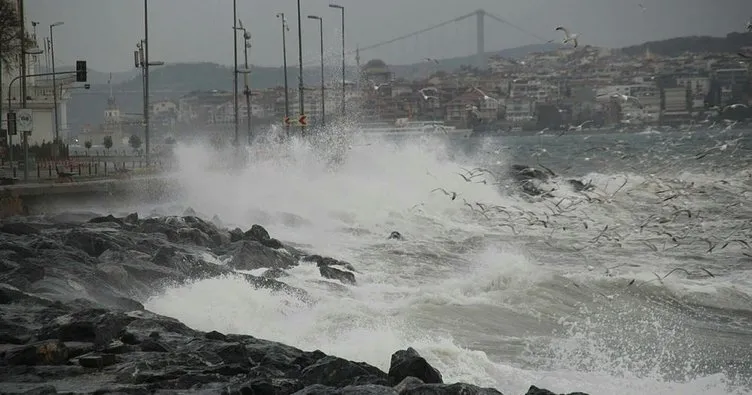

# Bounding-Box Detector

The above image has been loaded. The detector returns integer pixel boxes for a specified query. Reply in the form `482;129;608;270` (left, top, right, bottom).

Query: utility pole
329;4;346;117
296;0;305;135
19;0;27;107
143;0;151;164
307;15;325;127
50;22;64;143
276;13;290;135
232;0;239;146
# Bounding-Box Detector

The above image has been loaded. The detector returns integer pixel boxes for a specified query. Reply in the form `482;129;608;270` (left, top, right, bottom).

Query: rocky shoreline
0;212;590;394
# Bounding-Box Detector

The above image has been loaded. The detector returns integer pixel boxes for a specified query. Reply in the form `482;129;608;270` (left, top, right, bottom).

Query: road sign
16;109;33;133
283;116;291;126
6;112;17;136
298;115;307;126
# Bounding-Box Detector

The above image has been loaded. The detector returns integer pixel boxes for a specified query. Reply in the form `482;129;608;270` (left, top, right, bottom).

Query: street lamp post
328;4;345;117
49;21;64;144
276;13;290;135
234;21;252;145
135;39;163;162
6;48;44;181
307;15;325;127
232;0;239;146
296;0;305;135
142;0;154;164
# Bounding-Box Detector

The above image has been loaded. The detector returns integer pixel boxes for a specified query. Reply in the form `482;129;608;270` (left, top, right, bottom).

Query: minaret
104;73;122;139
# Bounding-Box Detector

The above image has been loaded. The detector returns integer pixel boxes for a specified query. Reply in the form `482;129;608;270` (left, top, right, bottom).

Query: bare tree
0;0;34;71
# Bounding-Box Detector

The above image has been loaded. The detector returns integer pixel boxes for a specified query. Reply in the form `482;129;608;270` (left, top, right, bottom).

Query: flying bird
638;4;647;12
555;26;579;48
424;57;440;64
747;17;752;32
598;93;644;109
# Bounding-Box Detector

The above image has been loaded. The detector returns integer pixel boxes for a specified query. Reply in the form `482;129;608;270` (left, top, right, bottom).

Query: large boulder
388;347;443;385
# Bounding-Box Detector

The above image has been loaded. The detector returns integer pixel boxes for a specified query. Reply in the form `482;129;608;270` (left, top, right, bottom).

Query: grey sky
26;0;751;72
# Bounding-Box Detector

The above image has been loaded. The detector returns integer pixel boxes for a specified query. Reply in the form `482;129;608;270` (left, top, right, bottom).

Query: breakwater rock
0;212;589;395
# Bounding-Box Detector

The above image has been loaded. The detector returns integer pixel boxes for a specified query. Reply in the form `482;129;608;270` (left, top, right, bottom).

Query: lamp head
51;21;64;28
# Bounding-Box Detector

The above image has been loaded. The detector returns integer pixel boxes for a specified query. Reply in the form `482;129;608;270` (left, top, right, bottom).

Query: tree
129;135;142;152
84;140;92;155
103;136;113;153
0;0;36;71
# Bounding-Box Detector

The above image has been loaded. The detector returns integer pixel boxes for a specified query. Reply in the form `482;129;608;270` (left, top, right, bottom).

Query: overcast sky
25;0;751;72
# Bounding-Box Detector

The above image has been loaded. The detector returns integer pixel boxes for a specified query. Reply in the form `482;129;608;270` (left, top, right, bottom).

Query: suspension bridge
298;9;551;70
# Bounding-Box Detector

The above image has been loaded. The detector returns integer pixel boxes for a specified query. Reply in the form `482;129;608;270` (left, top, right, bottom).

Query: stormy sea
1;125;751;394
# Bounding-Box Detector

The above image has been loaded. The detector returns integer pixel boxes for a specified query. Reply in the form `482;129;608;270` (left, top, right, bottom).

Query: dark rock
229;227;244;242
78;352;118;369
302;255;357;272
262;268;288;279
388;231;402;240
0;213;590;394
300;355;389;387
124;212;139;224
140;339;170;352
227;240;297;271
88;215;124;226
241;273;311;302
401;383;504;394
388;347;443;385
244;224;271;241
3;341;69;366
510;164;549;182
319;265;356;285
0;222;40;236
525;385;590;395
205;330;227;341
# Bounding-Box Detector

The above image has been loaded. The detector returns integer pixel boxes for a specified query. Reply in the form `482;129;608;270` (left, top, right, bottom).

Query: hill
65;32;751;129
619;31;752;57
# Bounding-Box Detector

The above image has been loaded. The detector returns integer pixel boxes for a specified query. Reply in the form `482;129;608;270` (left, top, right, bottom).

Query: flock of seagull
554;11;752;64
417;129;751;299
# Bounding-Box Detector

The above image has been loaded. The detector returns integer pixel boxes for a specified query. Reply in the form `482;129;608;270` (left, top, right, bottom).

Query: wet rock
227;240;297;271
388;347;443;385
388;231;403;240
3;340;69;366
525;386;590;395
510;164;549;183
88;215;124;226
304;254;358;284
0;213;591;394
245;224;271;241
300;355;389;387
78;352;118;369
319;265;356;285
401;382;504;394
0;222;40;236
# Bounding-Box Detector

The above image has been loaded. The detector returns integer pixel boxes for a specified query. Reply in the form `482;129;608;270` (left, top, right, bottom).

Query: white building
1;34;75;147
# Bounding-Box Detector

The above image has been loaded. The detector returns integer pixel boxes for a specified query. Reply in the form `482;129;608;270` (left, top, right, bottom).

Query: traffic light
76;60;87;82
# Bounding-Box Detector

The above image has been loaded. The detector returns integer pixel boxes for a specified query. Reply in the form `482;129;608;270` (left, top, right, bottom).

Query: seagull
555;26;579;48
738;52;752;61
424;57;440;64
722;103;749;112
638;3;647;12
598;92;644;109
373;83;389;91
747;18;752;32
431;188;457;201
566;120;594;132
418;88;439;102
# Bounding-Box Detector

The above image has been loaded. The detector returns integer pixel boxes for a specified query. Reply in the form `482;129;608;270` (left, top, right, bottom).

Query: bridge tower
476;9;486;70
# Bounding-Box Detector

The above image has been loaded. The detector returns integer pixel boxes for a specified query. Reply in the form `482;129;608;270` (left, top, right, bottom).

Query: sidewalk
0;158;171;185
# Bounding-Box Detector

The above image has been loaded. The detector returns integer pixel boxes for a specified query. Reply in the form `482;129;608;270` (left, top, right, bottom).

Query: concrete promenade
0;173;182;218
